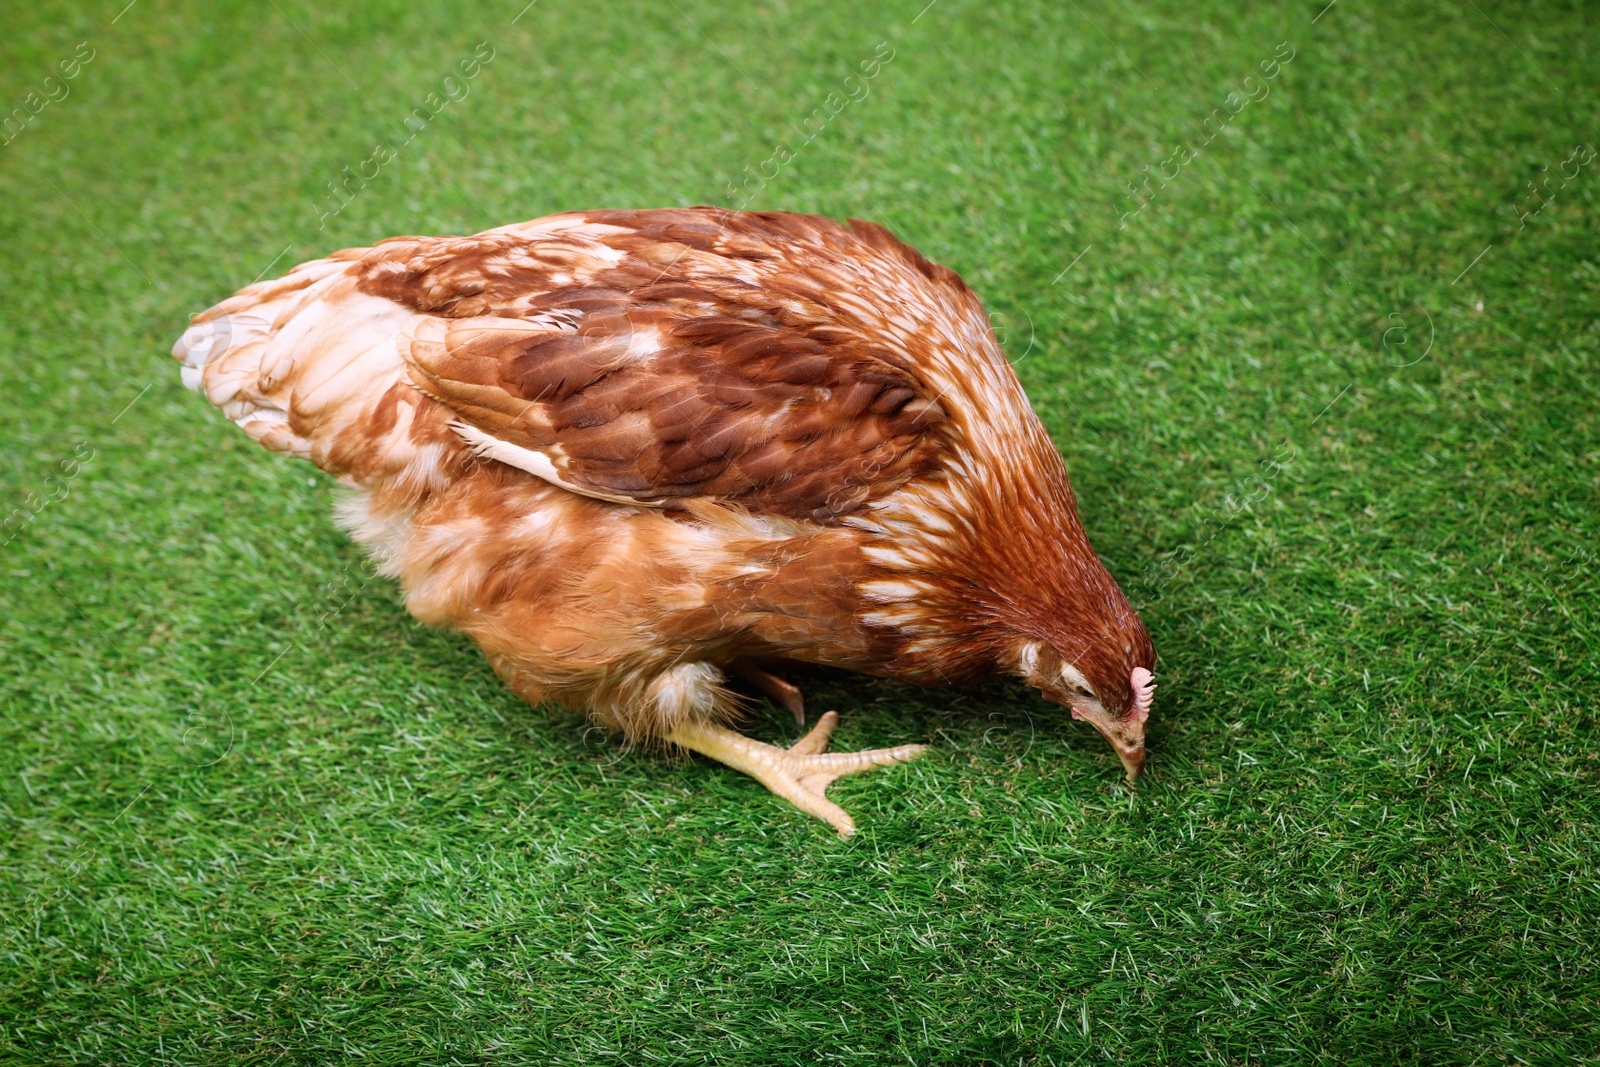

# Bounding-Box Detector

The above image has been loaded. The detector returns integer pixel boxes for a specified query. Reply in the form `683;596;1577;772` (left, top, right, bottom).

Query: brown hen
175;208;1156;836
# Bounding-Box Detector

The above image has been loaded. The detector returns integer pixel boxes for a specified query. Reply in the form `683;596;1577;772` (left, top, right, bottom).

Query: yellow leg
665;711;926;837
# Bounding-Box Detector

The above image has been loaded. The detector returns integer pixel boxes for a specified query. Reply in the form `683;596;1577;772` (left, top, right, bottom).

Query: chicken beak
1116;733;1146;781
1042;692;1148;782
1088;717;1146;782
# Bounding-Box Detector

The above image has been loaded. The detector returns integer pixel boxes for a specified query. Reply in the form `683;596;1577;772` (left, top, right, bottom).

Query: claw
788;709;837;756
732;659;807;724
665;711;926;837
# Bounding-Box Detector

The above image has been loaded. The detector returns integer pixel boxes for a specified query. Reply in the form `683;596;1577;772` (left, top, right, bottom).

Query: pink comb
1129;667;1155;724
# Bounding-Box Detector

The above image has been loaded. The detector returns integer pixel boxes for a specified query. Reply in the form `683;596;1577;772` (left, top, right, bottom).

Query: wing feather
378;212;952;522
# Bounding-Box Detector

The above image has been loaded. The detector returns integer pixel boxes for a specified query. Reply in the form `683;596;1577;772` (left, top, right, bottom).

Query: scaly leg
665;711;926;837
732;658;807;724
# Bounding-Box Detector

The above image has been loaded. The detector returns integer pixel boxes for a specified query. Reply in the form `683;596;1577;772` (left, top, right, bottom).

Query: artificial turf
2;0;1597;1062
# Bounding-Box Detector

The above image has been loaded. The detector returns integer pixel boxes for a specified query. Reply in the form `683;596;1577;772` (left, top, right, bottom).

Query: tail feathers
174;256;351;460
176;250;467;499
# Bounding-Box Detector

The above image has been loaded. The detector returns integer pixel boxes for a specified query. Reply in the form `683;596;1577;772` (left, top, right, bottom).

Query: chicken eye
1074;685;1094;699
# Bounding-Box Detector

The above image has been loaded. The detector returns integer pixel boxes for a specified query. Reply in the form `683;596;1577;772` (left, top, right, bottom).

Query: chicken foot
665;711;926;837
731;659;807;724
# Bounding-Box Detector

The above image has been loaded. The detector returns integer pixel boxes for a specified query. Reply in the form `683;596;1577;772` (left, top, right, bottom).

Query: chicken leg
665;711;926;837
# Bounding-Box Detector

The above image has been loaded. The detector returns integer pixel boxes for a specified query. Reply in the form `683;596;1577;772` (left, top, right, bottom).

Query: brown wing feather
371;212;950;523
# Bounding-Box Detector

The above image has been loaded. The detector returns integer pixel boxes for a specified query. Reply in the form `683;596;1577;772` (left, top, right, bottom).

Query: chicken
174;208;1156;836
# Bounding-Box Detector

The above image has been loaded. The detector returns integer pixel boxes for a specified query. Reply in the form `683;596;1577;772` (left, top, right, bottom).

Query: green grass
2;0;1597;1062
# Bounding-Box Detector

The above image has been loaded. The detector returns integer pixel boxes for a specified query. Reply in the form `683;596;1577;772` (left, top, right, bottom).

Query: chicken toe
731;659;807;724
665;711;925;837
